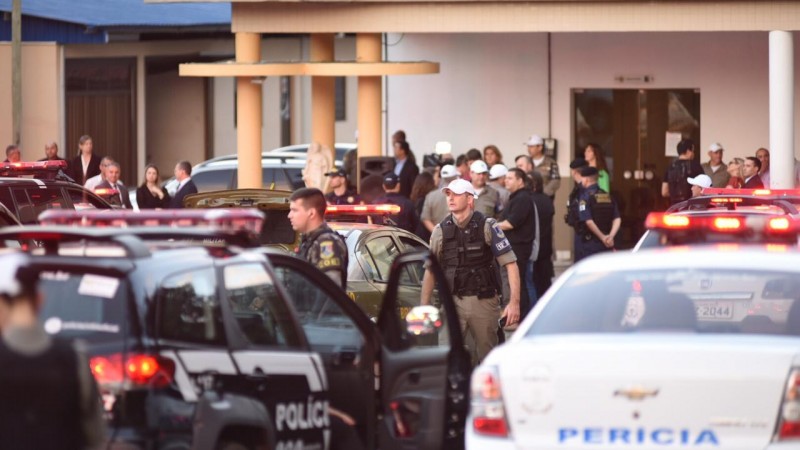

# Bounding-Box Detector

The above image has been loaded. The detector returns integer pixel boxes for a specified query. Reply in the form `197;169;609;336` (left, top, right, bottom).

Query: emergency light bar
93;188;120;197
0;160;72;180
38;209;264;235
645;212;800;235
703;188;800;197
326;204;401;215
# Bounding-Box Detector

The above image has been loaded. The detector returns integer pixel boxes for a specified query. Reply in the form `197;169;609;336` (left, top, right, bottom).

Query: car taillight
644;213;690;229
776;368;800;441
471;366;509;438
711;217;742;231
90;353;175;389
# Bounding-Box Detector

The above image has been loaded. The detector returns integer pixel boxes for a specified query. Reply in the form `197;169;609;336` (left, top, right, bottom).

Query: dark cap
579;166;598;177
325;168;347;177
383;172;399;189
570;158;588;170
677;138;695;155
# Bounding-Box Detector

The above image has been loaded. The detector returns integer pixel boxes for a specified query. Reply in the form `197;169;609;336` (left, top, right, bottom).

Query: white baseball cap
435;141;453;155
440;164;459;179
687;174;712;188
441;178;478;198
709;142;724;152
525;134;544;146
470;160;489;174
489;164;508;180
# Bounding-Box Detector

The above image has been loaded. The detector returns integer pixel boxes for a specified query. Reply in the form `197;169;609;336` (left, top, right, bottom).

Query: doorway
573;89;701;248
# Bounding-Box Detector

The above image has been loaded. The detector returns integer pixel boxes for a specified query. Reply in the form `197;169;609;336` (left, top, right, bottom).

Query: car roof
574;245;800;274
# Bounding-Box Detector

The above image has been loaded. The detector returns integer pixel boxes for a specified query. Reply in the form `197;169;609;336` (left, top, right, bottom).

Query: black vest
565;185;581;227
589;190;615;235
440;212;498;298
0;336;84;450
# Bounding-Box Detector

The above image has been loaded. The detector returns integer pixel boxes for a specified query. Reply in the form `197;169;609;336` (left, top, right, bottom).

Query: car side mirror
404;305;442;336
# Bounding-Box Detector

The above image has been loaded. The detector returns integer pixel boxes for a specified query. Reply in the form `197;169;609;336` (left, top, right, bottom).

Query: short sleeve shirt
297;223;349;288
578;184;620;223
420;190;450;224
429;212;517;267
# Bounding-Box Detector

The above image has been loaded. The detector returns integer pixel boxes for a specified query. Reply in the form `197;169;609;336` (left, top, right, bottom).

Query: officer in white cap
489;164;510;211
421;179;521;364
470;160;501;219
421;164;460;233
702;142;730;188
0;253;105;449
525;134;561;198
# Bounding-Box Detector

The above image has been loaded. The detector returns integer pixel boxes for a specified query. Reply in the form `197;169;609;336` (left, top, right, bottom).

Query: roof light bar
711;217;743;231
0;160;68;171
644;213;690;229
38;209;264;235
326;204;401;215
704;188;800;197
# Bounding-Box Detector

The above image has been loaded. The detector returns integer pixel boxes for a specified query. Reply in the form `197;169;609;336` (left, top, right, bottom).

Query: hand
149;186;164;199
501;301;520;326
603;235;615;248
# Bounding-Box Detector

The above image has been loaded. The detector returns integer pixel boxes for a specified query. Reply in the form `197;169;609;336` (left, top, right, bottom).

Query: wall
146;70;206;179
385;31;800;258
0;42;62;160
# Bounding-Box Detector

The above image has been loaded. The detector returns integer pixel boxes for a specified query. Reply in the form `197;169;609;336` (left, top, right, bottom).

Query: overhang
180;60;439;77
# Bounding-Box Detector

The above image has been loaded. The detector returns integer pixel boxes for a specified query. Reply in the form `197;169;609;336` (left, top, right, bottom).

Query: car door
376;250;470;450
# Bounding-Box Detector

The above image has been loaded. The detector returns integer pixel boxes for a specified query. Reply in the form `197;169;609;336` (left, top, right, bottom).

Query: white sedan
468;245;800;449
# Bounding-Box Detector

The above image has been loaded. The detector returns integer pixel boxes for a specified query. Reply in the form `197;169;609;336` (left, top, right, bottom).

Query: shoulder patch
594;193;612;203
579;200;586;211
319;241;335;259
491;222;506;239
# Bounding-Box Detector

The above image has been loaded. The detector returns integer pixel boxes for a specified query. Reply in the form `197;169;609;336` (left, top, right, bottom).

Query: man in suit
169;160;198;209
38;142;66;162
69;135;102;186
742;156;765;189
96;162;133;209
393;140;419;199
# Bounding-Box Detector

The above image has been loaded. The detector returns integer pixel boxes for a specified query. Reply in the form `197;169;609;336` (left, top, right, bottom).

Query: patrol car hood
490;335;799;449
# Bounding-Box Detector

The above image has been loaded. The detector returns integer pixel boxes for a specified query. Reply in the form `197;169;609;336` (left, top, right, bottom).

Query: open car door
376;250;470;450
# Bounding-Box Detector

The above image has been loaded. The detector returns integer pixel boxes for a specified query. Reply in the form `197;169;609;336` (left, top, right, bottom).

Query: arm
496;220;514;231
423;219;436;233
602;217;622;248
421;269;435;305
501;261;520;324
584;219;607;241
661;182;669;198
543;177;561;197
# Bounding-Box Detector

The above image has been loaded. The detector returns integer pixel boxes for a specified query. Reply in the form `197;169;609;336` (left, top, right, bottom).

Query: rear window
193;169;234;192
38;272;128;343
527;269;800;337
259;209;296;245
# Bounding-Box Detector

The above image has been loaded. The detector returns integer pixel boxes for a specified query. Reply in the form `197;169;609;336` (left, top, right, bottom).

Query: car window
193;169;234;192
398;236;426;285
0;189;14;213
13;187;67;224
363;236;400;282
272;169;293;191
38;271;128;344
527;268;800;337
272;264;365;355
65;187;108;210
284;168;306;190
258;209;296;245
223;263;302;348
157;268;226;346
260;167;276;189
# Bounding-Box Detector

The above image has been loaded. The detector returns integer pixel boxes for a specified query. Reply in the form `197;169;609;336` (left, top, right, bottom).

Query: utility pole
12;0;21;146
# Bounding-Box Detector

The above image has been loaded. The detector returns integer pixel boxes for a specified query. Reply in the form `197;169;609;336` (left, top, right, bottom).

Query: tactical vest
565;185;581;227
0;337;84;450
589;190;615;235
298;224;348;289
440;212;498;298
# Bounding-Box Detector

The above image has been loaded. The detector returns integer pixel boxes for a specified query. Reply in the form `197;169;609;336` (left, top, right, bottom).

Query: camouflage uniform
297;223;349;289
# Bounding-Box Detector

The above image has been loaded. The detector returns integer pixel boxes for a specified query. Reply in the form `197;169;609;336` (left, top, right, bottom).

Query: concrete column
235;32;263;189
769;31;795;188
357;33;382;159
136;54;146;183
310;34;336;162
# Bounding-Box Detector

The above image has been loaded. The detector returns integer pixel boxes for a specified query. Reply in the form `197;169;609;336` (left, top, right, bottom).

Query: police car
184;189;430;320
0;160;113;223
467;238;800;449
3;209;470;450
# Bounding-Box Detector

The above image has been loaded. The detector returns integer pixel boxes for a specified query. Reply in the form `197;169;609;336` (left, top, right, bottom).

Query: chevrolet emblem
613;387;659;401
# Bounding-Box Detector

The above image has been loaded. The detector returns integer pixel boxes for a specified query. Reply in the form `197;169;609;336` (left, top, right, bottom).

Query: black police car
0;160;112;223
1;209;470;450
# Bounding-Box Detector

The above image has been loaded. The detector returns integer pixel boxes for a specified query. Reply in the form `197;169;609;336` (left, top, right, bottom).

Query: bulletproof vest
299;225;348;288
589;190;615;234
668;159;693;204
565;185;581;227
440;212;498;298
0;337;84;450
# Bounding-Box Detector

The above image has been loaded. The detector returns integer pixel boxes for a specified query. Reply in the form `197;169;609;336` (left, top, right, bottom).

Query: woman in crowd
483;145;503;167
725;157;745;188
410;171;436;242
584;143;611;192
136;164;171;209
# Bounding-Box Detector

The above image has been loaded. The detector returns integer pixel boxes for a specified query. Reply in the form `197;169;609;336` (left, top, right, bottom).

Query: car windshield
37;271;128;343
526;268;800;336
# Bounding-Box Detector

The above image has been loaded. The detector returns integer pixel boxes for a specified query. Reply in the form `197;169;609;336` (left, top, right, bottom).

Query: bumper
466;421;516;450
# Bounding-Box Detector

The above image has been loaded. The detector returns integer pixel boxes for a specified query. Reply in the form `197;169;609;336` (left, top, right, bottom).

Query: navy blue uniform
576;184;619;261
325;189;361;206
373;193;419;233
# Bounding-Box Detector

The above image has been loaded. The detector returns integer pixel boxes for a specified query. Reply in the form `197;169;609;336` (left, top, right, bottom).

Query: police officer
289;187;349;288
324;168;361;206
421;178;520;364
373;172;419;233
575;166;621;262
566;158;588;261
0;253;105;450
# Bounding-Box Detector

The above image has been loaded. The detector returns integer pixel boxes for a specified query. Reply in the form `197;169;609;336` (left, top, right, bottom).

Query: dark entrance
66;58;137;185
573;89;701;248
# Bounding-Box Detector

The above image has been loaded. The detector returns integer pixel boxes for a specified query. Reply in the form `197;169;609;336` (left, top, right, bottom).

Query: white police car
468;243;800;449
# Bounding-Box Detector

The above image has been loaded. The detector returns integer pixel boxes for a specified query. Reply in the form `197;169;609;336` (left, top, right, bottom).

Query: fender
192;391;276;450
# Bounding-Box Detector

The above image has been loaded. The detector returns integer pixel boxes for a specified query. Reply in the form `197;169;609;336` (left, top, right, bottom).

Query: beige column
235;32;263;189
357;33;382;159
311;34;336;164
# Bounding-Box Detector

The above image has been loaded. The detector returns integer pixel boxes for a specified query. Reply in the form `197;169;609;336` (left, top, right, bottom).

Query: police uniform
373;192;418;233
297;223;349;289
576;182;619;262
325;189;361;206
566;158;588;263
533;155;561;198
429;211;516;363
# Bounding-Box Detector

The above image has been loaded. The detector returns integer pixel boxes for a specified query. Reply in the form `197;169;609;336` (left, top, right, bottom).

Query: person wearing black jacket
136;164;171;209
169;160;198;209
393;140;420;199
68;135;102;186
529;171;555;305
373;173;419;233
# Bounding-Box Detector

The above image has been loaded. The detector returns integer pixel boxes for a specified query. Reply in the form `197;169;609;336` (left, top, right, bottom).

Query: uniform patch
319;241;335;259
347;196;355;204
579;200;586;212
492;223;506;239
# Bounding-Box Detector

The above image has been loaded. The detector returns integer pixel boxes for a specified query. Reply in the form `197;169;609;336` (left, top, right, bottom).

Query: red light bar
704;188;800;197
711;217;743;231
644;212;690;229
326;204;401;215
93;188;120;197
0;160;68;171
38;209;264;234
710;197;743;204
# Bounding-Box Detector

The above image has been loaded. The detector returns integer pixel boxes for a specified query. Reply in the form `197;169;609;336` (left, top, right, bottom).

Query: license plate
695;301;733;319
